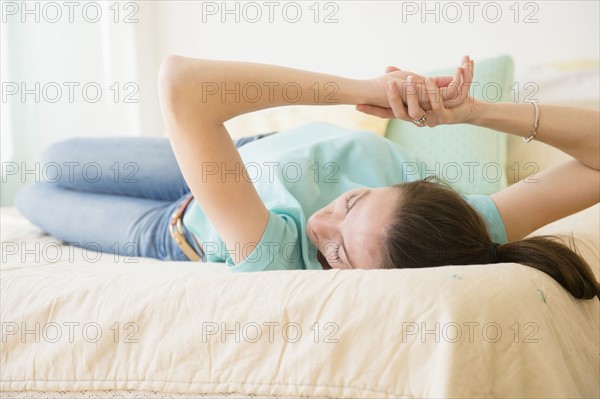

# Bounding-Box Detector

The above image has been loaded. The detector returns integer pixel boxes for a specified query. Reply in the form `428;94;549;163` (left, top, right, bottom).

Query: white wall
1;0;162;205
155;1;599;80
2;0;599;205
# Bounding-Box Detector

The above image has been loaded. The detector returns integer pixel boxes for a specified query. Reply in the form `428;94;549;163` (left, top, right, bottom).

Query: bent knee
39;138;81;166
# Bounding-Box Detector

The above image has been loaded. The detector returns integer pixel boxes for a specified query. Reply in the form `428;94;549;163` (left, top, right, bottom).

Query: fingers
410;73;427;84
387;80;410;120
355;104;395;119
451;58;474;104
376;77;438;127
459;55;474;100
445;55;472;102
433;76;454;87
454;65;463;85
445;66;462;102
405;76;427;125
461;55;470;69
458;64;473;102
425;77;444;112
385;66;401;73
461;55;474;78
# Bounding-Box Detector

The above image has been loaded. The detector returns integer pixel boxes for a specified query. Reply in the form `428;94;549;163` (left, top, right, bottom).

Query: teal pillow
384;55;514;195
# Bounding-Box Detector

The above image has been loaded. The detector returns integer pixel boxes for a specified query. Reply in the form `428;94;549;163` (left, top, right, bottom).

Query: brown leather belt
169;194;203;261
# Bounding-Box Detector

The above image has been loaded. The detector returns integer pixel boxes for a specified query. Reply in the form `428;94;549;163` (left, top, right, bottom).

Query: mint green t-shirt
183;122;508;271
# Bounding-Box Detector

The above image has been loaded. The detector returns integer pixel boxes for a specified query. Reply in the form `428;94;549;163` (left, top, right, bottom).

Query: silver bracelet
523;102;540;143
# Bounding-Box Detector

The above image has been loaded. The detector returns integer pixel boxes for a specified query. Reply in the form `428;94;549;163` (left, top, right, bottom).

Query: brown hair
379;175;600;300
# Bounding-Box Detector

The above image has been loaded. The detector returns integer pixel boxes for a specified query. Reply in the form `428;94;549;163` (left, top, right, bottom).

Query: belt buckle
169;213;203;261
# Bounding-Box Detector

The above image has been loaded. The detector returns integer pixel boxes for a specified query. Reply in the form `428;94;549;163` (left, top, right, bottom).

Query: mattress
1;204;599;398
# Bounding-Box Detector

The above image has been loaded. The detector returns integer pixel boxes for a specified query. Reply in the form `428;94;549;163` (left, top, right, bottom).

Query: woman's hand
383;73;477;127
359;55;475;123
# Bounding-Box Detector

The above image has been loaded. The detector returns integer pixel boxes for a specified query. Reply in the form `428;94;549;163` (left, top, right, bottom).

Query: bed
1;200;599;398
2;60;599;398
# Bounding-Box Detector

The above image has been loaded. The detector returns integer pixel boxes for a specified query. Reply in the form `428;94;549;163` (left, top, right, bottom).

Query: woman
15;55;599;300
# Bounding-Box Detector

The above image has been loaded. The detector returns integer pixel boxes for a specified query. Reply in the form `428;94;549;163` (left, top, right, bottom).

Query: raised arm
466;101;600;240
159;55;463;124
159;56;364;265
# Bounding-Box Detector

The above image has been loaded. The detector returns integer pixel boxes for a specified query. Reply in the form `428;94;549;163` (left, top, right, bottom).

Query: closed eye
344;192;359;211
332;191;359;265
337;189;370;268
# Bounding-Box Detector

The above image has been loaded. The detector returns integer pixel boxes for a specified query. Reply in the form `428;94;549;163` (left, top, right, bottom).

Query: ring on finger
412;114;428;126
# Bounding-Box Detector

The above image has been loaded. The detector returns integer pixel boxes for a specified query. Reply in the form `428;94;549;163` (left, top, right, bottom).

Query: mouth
317;250;333;270
309;225;332;269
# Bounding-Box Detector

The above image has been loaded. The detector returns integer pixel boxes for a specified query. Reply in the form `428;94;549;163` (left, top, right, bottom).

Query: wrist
460;98;486;125
356;78;386;107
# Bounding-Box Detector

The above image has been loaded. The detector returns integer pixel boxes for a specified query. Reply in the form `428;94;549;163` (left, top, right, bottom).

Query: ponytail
493;235;600;300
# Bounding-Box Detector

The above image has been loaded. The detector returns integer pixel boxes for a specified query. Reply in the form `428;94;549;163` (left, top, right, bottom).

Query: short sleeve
462;194;509;244
224;210;306;272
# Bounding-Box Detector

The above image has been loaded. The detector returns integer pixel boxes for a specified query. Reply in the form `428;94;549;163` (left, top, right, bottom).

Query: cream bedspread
1;205;599;398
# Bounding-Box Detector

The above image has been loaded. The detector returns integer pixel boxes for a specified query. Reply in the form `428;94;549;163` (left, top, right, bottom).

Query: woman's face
306;187;400;270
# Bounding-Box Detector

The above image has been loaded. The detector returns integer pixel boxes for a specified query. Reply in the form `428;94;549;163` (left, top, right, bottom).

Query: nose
311;208;342;241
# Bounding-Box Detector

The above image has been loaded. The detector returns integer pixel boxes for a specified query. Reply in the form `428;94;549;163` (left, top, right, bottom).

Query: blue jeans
14;132;276;262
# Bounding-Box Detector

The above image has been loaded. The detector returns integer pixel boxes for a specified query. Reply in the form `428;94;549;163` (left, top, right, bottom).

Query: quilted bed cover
1;205;599;398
